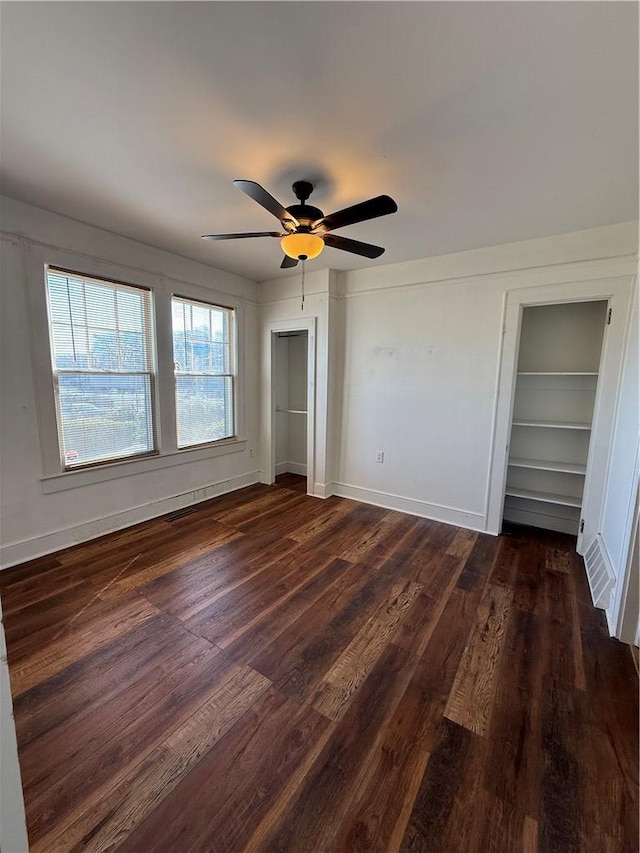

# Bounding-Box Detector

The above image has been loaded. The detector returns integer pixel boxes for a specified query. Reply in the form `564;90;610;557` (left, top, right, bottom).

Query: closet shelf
276;408;307;415
508;457;587;475
517;371;598;376
512;419;591;431
505;487;582;508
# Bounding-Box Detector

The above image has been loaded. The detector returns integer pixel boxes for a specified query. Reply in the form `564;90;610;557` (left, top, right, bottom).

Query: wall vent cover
583;534;615;610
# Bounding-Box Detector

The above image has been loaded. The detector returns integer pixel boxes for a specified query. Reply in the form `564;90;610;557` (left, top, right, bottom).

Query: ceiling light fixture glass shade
281;232;324;260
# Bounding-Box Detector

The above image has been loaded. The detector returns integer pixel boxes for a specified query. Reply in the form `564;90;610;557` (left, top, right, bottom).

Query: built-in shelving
508;457;587;475
512;419;591;430
503;300;608;535
505;486;582;508
517;371;598;376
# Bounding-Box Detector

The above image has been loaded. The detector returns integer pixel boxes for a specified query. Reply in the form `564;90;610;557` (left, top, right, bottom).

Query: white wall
331;224;638;535
0;197;261;567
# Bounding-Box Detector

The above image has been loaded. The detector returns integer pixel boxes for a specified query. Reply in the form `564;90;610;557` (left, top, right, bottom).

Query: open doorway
274;329;309;491
261;317;316;496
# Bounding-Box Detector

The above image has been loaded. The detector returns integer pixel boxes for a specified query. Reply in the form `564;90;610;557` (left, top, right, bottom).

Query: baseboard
275;461;307;476
0;471;260;570
330;482;485;531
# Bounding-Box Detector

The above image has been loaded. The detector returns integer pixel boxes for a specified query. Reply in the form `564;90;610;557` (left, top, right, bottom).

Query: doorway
261;317;316;495
274;329;309;487
487;278;631;557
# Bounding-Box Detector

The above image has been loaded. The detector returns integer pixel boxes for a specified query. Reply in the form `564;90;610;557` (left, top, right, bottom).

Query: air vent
583;535;615;610
166;507;197;522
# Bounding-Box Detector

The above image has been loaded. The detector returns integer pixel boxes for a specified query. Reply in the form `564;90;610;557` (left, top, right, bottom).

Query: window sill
40;439;247;493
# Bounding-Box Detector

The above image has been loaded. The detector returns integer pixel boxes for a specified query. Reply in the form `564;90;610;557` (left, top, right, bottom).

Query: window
172;296;235;448
46;267;156;469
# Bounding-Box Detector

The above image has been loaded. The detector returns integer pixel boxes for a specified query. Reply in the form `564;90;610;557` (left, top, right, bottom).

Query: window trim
24;245;248;489
171;293;238;450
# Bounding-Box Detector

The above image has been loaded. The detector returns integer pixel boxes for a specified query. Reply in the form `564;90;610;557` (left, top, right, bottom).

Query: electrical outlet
375;450;384;463
249;448;255;458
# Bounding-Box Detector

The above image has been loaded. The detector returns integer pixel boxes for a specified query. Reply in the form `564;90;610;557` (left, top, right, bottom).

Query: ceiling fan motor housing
287;181;323;231
285;203;323;229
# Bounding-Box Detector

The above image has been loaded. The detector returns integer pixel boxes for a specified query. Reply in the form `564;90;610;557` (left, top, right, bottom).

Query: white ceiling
1;2;637;282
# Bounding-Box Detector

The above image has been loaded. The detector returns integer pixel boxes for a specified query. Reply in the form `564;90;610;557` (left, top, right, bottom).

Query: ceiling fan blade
312;195;397;234
280;255;299;269
322;234;385;259
201;231;283;241
233;180;299;228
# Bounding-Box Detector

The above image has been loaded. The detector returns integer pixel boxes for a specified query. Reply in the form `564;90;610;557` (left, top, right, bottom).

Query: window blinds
171;296;235;448
46;268;156;468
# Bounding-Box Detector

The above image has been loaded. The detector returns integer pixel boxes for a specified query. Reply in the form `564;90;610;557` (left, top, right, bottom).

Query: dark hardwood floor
0;475;637;852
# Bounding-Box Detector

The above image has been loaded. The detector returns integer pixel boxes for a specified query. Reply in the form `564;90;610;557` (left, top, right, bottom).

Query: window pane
57;373;154;466
172;296;235;448
175;376;233;447
46;269;156;469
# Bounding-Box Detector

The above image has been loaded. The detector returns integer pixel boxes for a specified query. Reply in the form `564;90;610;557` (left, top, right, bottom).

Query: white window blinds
46;268;156;468
171;296;235;448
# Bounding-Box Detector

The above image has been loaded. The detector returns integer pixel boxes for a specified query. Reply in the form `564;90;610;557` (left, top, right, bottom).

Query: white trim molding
0;471;259;570
331;482;485;531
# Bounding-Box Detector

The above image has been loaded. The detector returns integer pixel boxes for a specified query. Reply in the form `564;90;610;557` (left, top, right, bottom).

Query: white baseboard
330;482;485;531
0;471;260;570
275;461;307;476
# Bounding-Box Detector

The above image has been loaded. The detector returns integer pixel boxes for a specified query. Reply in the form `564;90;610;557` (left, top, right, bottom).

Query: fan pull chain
301;259;306;311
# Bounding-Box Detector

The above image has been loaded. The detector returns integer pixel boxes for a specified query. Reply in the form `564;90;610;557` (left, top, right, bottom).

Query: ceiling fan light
280;233;324;260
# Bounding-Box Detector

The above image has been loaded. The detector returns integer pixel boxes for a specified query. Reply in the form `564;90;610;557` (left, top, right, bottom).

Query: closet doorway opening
262;318;316;496
275;328;309;490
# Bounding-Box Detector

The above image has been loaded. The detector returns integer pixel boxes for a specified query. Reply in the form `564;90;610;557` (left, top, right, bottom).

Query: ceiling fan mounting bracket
292;180;314;203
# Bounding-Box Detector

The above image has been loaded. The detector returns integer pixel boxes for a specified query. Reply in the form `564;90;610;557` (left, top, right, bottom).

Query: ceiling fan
202;179;398;269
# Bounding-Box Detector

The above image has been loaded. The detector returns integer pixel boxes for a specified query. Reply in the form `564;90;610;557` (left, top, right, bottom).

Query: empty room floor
0;476;637;852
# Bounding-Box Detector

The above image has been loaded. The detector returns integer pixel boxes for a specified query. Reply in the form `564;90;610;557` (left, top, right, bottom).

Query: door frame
486;277;632;554
261;316;316;494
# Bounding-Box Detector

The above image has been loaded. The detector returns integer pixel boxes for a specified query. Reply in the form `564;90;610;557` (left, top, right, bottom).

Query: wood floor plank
136;530;298;618
312;579;422;720
31;664;271;853
539;680;581;853
20;630;217;799
223;556;358;664
12;611;189;745
184;544;339;647
400;719;486;853
483;607;545;818
254;641;419;852
112;524;244;591
333;730;431;852
444;582;513;735
287;496;365;544
117;688;331;853
251;555;406;704
8;592;159;695
25;641;225;841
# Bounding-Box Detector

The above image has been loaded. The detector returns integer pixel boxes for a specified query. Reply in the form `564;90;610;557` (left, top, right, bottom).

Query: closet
503;300;608;535
274;330;308;478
